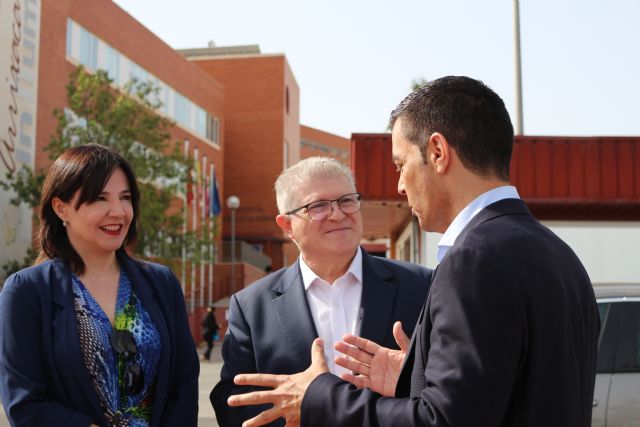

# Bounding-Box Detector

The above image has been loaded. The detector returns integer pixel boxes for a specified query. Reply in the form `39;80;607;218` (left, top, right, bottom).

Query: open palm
334;321;409;397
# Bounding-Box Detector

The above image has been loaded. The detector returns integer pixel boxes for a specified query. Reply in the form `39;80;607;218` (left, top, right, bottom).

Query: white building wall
543;221;640;284
419;222;640;284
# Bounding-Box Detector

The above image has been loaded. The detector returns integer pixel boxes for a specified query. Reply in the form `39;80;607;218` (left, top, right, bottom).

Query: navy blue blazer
211;250;432;426
301;199;600;427
0;254;199;426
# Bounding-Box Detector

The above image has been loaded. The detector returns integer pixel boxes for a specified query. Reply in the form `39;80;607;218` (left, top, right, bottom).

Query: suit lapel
50;260;107;425
359;252;398;347
396;265;437;397
272;261;318;364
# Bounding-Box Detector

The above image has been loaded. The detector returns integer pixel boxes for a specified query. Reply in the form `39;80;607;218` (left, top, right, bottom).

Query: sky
113;0;640;139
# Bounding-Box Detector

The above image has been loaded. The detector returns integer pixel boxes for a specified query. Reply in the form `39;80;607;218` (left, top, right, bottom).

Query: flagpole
200;155;207;309
181;139;189;297
209;163;215;307
191;147;198;314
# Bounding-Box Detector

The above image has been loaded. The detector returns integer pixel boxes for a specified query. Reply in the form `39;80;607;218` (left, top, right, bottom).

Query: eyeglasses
285;192;362;221
110;329;144;395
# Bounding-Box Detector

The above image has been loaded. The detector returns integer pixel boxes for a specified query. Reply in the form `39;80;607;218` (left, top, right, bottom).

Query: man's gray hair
275;157;356;214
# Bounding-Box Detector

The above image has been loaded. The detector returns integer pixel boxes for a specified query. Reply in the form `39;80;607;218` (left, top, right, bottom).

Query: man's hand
227;338;329;427
334;321;409;397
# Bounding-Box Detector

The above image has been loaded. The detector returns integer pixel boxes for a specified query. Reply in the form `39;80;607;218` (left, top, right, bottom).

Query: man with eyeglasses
210;156;432;426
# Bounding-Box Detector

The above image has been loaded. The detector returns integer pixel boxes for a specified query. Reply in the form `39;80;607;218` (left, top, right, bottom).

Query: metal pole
230;208;236;294
513;0;524;135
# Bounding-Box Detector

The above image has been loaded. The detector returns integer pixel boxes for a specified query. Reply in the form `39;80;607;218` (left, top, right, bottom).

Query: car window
613;302;640;372
597;302;622;373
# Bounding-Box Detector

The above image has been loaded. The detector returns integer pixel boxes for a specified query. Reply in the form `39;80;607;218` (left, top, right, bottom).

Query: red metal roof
352;134;640;223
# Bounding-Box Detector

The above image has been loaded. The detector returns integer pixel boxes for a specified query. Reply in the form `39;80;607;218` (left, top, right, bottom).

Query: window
206;115;219;144
613;302;640;372
173;92;190;128
79;26;97;70
65;18;220;146
103;44;120;83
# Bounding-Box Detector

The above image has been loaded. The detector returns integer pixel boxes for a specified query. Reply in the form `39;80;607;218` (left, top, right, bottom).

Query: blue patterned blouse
72;269;162;426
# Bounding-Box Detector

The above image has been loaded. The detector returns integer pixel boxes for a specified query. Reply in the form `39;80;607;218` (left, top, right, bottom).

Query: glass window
65;19;218;146
206;115;219;144
597;302;621;373
66;19;72;57
613;302;640;372
79;27;97;70
103;44;120;83
173;92;190;128
195;108;207;138
129;63;149;85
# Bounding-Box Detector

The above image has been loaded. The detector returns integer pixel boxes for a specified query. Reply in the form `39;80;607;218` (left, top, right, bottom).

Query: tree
0;66;209;275
411;77;429;90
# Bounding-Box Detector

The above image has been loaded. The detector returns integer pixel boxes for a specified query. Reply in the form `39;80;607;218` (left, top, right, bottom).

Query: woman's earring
62;220;68;228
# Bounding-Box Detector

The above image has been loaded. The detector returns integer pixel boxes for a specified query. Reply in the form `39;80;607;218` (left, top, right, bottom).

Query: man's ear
428;132;451;174
276;214;294;240
51;197;69;222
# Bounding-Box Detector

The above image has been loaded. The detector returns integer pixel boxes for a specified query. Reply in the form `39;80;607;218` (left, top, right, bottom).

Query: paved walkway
0;345;223;427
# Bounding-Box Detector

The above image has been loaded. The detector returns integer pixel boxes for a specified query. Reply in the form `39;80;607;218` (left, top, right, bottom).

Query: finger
311;338;329;371
341;333;380;355
228;390;278;407
339;372;371;390
393;321;410;352
334;355;370;376
241;407;283;427
234;373;284;388
335;341;374;365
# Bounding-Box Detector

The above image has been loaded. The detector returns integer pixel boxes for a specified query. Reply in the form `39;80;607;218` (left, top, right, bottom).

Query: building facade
1;0;227;317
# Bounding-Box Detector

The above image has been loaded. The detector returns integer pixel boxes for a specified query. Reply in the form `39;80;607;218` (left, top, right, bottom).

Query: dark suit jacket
0;254;199;427
211;249;432;426
301;199;600;427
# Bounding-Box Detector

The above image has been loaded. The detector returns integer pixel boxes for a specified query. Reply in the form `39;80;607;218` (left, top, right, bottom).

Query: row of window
66;19;219;145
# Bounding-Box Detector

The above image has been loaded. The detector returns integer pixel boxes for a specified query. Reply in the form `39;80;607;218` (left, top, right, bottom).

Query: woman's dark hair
36;144;140;274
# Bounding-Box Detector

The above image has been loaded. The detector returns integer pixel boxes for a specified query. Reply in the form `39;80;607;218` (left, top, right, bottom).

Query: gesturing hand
227;338;329;427
334;321;409;397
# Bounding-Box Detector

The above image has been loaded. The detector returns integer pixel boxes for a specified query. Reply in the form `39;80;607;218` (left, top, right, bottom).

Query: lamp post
227;195;240;294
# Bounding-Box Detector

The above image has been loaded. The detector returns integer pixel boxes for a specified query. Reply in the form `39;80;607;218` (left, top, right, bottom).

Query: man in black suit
211;156;431;426
226;76;600;427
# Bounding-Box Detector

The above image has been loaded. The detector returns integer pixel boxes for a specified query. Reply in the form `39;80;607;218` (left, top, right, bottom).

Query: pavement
0;344;223;427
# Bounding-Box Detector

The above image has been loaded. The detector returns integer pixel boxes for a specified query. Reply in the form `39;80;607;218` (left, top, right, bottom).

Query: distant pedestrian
201;306;219;361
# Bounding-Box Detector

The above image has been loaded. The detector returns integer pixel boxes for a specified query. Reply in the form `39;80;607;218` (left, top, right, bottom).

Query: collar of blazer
270;249;399;361
455;198;532;245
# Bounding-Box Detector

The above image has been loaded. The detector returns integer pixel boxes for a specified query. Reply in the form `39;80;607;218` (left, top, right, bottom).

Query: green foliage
1;247;38;278
0;66;213;271
411;77;429;90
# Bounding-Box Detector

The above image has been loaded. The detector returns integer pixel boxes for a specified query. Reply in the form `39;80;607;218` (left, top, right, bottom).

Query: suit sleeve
158;269;200;426
301;247;524;426
0;273;94;426
210;294;275;426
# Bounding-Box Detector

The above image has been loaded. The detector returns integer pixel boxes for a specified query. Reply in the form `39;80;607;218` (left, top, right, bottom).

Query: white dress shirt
300;247;363;376
437;186;520;262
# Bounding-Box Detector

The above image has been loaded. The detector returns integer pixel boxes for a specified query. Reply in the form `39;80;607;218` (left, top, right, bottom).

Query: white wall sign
0;0;41;274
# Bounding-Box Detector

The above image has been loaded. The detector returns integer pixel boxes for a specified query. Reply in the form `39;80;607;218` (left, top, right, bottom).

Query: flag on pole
210;165;222;216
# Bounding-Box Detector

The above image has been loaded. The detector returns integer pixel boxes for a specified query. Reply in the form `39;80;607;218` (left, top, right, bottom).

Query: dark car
592;283;640;427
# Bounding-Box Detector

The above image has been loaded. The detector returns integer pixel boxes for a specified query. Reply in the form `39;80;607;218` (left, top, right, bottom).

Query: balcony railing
217;241;272;271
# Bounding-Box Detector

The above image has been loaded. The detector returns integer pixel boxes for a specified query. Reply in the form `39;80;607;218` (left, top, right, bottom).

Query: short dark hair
389;76;514;181
37;144;140;274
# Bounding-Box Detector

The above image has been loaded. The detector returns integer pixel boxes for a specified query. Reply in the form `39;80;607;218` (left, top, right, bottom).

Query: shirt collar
300;246;363;289
437;185;520;262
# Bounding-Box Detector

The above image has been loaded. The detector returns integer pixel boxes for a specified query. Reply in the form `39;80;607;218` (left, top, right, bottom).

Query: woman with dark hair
0;144;199;426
